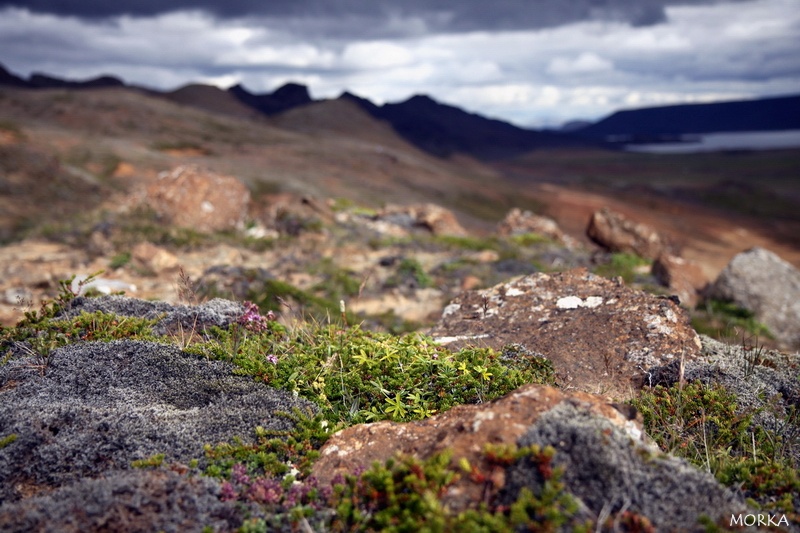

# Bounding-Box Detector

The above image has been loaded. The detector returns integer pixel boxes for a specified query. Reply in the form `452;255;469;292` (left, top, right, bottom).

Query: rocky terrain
1;82;800;531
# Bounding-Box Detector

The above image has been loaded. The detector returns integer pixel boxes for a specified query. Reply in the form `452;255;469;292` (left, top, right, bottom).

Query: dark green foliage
203;408;331;481
328;445;589;533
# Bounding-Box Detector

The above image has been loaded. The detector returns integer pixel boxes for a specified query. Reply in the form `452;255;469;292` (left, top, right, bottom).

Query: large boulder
144;165;251;233
313;383;748;531
430;268;701;396
496;208;578;248
652;253;709;308
708;247;800;348
587;207;669;260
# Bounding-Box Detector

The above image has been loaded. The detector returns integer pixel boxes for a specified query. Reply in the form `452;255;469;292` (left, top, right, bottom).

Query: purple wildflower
238;301;272;332
231;463;251;485
219;481;238;501
248;478;282;504
266;354;278;365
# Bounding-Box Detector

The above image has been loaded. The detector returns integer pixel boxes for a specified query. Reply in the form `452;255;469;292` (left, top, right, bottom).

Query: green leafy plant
203;408;333;481
194;321;555;426
328;444;590;533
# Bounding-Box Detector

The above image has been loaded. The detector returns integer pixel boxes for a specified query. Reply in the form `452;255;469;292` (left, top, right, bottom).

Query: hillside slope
0;84;540;236
578;94;800;141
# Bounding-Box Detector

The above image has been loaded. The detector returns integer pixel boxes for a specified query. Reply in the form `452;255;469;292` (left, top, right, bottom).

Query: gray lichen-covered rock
0;470;243;533
0;339;316;504
60;295;245;336
709;247;800;349
505;402;749;531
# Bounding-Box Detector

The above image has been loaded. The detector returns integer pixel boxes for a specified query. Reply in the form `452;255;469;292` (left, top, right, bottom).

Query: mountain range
3;62;799;161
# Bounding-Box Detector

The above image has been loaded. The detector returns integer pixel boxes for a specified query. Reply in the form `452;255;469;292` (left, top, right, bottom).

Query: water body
624;130;800;154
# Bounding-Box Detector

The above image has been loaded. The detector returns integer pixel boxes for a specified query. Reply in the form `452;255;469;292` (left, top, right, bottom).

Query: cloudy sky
1;0;798;127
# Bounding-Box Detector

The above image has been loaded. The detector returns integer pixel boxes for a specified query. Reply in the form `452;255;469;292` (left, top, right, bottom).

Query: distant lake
624;130;800;154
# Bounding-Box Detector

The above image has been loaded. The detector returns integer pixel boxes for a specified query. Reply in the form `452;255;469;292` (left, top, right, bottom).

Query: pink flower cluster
238;301;275;332
219;463;331;510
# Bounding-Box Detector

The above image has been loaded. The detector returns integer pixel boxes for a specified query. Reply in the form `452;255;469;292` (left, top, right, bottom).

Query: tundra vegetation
1;270;797;531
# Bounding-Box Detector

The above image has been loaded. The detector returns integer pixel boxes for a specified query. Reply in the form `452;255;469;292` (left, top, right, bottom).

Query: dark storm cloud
0;0;749;35
1;0;795;126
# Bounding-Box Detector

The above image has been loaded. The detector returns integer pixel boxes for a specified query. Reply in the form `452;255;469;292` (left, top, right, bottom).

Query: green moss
109;251;131;270
509;232;553;247
385;258;432;289
131;453;165;469
691;300;773;341
0;434;18;449
594;252;651;284
433;234;501;252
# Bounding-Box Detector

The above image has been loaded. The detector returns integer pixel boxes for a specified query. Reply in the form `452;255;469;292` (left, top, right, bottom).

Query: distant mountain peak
228;82;312;115
0;63;125;89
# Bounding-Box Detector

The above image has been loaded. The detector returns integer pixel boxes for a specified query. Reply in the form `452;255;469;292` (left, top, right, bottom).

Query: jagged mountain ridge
340;92;596;160
3;61;799;160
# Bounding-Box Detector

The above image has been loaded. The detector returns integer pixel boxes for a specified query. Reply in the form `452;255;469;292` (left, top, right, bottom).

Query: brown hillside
0;83;798;280
162;84;260;119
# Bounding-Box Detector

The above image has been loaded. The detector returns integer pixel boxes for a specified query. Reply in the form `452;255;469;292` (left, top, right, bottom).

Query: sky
1;0;799;128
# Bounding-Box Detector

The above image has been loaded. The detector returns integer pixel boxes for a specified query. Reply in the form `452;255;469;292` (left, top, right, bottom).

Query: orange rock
144;165;250;233
430;268;701;397
587;207;668;260
652;253;709;308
